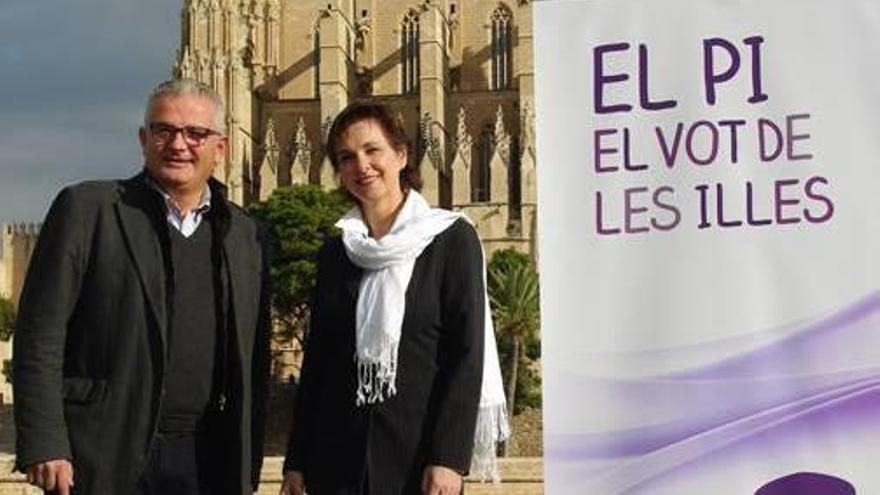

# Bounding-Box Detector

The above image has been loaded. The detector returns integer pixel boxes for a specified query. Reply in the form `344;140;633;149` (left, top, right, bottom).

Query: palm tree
487;249;540;454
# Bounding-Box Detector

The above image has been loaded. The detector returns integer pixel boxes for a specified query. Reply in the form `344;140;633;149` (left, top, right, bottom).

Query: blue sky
0;0;181;222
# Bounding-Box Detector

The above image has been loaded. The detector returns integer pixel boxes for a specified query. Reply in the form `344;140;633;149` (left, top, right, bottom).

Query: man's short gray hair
143;79;226;132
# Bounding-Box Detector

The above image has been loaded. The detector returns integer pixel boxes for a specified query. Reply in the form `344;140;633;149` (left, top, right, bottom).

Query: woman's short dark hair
326;101;422;192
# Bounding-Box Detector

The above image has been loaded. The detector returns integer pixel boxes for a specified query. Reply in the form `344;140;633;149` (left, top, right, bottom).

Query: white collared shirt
147;177;212;238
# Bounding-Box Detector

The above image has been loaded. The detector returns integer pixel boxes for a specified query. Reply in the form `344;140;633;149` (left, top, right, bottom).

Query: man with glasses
13;79;270;494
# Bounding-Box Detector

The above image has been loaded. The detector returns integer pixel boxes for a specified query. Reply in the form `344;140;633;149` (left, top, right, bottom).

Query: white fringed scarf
335;190;510;481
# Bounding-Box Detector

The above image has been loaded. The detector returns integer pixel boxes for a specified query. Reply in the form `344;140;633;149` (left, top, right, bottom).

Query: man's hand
421;465;462;495
26;459;74;495
279;470;306;495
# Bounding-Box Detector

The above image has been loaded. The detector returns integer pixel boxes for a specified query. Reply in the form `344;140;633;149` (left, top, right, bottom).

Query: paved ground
0;455;543;495
0;406;12;456
1;400;544;493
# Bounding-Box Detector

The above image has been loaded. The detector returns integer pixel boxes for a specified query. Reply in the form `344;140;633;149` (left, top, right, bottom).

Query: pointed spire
419;112;432;157
260;117;278;201
263;117;279;169
196;50;210;81
451;107;473;207
176;46;195;78
493;105;511;162
291;117;312;185
321;115;334;143
294;117;310;153
493;105;506;143
455;106;472;157
419;112;442;171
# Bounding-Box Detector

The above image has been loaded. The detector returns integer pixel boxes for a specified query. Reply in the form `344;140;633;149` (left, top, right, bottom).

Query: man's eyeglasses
147;123;222;147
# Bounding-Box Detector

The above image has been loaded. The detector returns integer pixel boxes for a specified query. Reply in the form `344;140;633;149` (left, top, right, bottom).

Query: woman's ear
396;148;408;171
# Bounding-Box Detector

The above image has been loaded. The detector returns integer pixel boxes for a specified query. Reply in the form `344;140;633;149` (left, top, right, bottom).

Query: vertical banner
534;1;880;494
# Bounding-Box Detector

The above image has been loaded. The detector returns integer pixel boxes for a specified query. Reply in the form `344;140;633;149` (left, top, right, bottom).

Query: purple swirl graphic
755;472;855;495
546;292;880;494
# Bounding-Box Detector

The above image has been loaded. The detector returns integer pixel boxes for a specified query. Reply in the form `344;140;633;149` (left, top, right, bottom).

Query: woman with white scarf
281;102;508;495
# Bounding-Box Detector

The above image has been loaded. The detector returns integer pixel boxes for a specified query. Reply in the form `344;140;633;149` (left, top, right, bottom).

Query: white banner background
535;0;880;493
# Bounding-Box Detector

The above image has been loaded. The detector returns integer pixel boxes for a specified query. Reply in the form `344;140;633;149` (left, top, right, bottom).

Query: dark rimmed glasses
147;122;223;147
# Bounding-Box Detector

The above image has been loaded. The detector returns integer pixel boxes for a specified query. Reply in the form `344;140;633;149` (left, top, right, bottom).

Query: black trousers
138;429;228;495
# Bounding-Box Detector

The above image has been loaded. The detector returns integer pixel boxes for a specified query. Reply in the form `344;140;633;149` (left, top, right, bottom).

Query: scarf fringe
356;353;399;406
470;403;511;483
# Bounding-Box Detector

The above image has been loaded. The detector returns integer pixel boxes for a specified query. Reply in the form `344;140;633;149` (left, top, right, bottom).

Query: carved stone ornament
419;112;443;171
290;117;312;184
262;117;279;173
519;101;535;160
176;47;195;78
293;117;311;157
454;106;472;165
321;115;334;143
492;105;511;163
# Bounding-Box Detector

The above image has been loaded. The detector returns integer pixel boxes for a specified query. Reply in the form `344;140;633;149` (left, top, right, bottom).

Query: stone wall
0;224;39;306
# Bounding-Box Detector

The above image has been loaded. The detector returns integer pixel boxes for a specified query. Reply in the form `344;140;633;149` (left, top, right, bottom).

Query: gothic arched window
313;28;321;98
401;9;420;94
490;5;513;91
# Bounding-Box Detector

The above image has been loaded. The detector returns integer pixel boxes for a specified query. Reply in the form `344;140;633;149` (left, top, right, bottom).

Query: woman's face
336;118;407;209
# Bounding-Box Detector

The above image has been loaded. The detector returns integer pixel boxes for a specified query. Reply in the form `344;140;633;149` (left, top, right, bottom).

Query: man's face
139;95;226;194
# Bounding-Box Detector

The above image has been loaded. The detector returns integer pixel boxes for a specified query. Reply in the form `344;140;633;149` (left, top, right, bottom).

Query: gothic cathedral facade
174;0;536;255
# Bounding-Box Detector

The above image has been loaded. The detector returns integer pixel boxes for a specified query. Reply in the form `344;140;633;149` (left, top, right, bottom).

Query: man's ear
214;135;229;164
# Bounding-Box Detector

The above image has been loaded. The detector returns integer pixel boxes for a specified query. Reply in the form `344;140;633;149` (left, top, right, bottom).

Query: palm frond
488;262;540;339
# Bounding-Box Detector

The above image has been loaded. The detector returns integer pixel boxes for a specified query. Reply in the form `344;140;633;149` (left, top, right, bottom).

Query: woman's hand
279;470;306;495
421;465;463;495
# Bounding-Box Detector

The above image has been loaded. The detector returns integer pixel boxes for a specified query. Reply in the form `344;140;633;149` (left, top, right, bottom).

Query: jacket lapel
115;178;168;357
223;224;249;361
212;180;252;365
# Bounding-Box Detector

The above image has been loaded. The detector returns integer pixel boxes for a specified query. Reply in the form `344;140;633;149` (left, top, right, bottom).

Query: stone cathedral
174;0;537;255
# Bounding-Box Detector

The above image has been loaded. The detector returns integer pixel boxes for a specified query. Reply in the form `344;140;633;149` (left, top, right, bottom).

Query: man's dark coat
13;174;271;494
285;219;485;495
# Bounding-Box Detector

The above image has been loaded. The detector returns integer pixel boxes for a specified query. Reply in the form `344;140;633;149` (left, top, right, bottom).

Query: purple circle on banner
755;472;855;495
